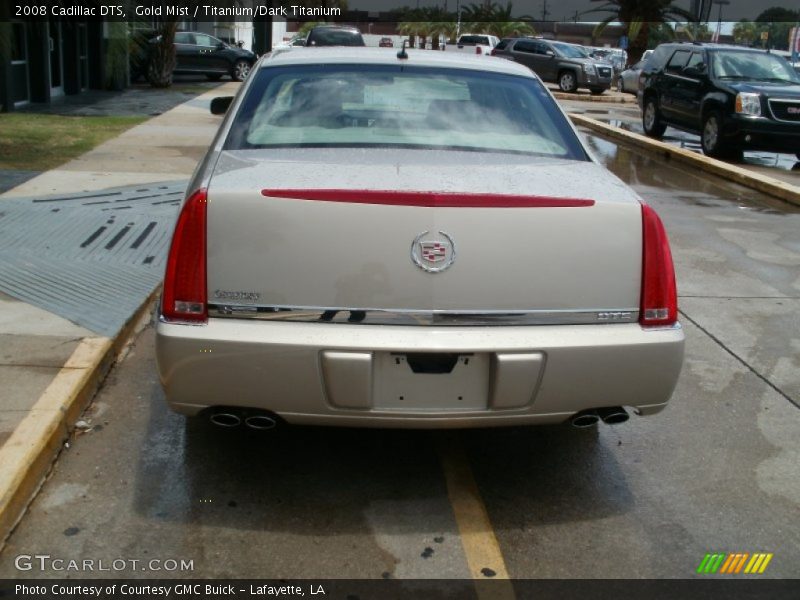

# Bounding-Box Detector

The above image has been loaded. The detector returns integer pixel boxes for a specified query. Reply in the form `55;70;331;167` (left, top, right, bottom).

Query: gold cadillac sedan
155;48;684;430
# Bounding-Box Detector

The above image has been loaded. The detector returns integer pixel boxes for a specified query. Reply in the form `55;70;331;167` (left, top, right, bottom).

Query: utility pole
541;0;549;22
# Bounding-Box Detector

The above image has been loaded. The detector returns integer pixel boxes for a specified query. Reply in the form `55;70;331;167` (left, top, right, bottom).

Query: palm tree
732;20;760;46
588;0;695;64
456;2;534;40
489;21;536;38
397;20;421;49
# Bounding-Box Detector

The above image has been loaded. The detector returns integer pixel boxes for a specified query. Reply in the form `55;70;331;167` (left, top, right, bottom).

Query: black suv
132;31;257;82
173;32;256;82
639;43;800;159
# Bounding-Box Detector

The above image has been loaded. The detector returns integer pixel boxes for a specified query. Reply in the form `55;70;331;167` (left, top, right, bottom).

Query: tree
755;7;800;50
648;22;676;47
489;20;536;37
589;0;695;64
146;20;179;88
732;20;760;46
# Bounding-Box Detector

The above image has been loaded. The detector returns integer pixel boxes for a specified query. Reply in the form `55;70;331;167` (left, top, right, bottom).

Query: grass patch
0;114;148;171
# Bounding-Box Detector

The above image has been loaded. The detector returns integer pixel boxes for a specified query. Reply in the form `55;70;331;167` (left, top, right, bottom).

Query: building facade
0;18;112;112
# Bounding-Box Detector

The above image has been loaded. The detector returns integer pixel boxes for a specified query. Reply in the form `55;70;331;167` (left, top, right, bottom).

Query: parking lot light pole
712;0;729;43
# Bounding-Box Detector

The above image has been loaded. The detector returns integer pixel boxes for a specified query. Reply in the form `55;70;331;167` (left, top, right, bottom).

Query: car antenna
397;39;409;60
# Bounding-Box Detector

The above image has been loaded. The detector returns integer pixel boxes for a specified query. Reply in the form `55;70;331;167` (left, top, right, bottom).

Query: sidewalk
0;83;236;548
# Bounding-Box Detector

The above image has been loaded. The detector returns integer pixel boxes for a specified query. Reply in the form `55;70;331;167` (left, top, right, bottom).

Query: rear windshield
552;42;587;59
307;29;365;47
459;36;490;46
225;65;587;159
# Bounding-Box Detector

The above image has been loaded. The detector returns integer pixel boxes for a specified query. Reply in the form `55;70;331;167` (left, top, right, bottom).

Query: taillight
640;204;677;327
161;188;207;323
475;46;482;55
490;48;497;56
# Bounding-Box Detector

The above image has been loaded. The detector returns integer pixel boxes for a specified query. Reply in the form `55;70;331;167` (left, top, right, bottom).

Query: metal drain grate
0;181;187;336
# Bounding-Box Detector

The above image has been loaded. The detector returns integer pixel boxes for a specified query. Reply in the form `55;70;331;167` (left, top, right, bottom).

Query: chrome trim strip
767;98;800;124
208;304;640;326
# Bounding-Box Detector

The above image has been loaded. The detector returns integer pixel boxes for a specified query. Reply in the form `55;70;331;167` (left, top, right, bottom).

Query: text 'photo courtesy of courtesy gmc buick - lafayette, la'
156;48;684;431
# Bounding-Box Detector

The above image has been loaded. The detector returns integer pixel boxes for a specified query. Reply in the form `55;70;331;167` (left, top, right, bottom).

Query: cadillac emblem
411;231;456;272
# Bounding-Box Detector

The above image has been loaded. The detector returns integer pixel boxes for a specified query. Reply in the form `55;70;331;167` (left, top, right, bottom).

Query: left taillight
161;188;207;324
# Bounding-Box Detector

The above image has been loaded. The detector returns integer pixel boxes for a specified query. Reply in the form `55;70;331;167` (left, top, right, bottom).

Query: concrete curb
570;113;800;207
0;286;160;550
552;91;637;103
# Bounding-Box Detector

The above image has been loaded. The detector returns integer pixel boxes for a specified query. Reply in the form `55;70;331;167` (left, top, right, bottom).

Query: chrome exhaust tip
209;412;242;428
244;415;277;431
571;410;600;428
597;406;629;425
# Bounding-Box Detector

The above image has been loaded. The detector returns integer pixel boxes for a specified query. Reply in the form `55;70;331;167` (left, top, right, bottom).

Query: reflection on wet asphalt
566;101;800;179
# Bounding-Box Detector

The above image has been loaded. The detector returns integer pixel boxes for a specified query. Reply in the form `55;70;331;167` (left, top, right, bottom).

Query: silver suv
492;38;612;94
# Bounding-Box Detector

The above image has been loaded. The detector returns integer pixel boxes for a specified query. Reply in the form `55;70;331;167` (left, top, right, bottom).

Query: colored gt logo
411;231;456;273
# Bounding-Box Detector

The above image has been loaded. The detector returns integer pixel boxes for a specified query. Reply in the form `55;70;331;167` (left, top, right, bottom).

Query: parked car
171;31;256;81
639;43;800;159
589;47;627;74
305;25;365;47
156;48;684;430
617;60;645;94
379;37;394;48
492;38;613;94
447;33;500;56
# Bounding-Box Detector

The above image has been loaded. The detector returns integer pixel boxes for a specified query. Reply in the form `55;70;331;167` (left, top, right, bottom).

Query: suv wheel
701;110;725;158
642;97;666;138
558;71;578;93
231;60;251;82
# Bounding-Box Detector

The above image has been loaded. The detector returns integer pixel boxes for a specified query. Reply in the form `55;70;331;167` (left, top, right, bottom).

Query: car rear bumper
156;318;685;428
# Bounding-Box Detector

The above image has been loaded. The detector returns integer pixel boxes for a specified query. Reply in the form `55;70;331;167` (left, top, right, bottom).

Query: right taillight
161;188;208;324
640;203;677;327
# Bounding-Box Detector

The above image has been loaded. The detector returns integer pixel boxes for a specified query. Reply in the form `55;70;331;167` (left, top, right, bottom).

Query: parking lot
1;128;798;584
564;98;800;185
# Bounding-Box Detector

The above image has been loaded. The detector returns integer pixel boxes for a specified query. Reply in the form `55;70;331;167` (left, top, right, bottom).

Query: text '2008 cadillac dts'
155;47;684;430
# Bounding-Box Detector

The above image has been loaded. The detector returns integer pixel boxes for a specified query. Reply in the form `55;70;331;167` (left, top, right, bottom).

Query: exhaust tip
597;406;629;425
571;411;600;428
244;415;277;431
209;412;241;428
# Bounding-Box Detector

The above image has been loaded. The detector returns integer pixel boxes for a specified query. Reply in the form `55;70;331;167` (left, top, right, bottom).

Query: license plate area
372;352;489;411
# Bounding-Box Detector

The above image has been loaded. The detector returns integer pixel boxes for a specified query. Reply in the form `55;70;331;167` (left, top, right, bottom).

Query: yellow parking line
437;432;515;600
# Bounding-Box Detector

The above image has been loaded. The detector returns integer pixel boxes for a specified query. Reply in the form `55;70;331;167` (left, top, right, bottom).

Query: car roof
261;47;537;78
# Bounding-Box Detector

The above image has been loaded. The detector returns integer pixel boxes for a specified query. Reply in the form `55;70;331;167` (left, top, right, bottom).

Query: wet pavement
0;133;798;583
563;99;800;186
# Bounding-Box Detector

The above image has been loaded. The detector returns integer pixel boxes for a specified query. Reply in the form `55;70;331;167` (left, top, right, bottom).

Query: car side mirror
210;96;233;115
545;50;555;57
216;42;226;50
